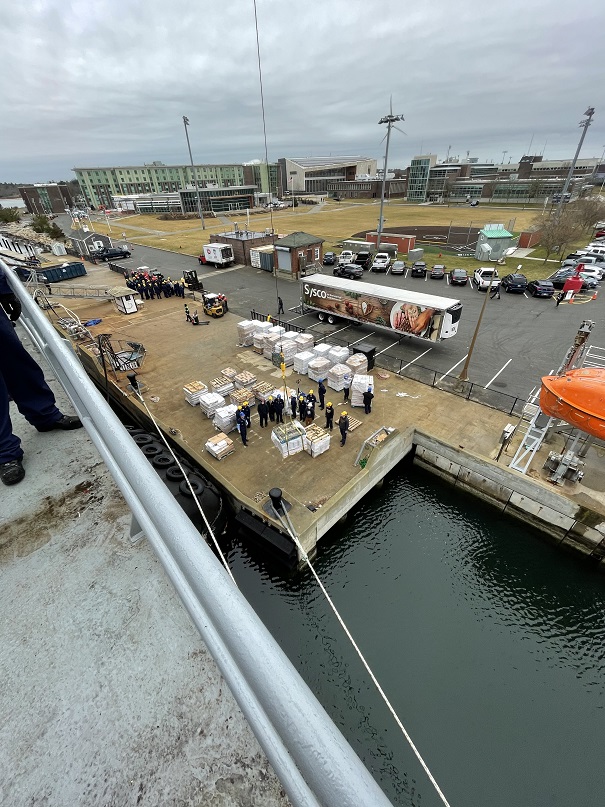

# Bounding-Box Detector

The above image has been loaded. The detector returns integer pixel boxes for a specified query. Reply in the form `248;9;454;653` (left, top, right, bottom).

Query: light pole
459;278;496;382
377;108;404;250
555;106;595;221
182;115;205;230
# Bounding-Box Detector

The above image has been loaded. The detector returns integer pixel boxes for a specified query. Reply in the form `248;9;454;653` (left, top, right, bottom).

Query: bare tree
533;210;584;262
567;198;605;233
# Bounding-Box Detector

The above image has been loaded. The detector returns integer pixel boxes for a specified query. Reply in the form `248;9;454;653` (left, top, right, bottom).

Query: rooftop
275;231;324;248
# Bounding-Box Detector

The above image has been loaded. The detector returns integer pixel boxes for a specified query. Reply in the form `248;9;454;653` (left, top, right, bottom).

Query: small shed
109;286;141;315
65;229;112;257
274;231;324;277
474;225;515;261
210;229;275;265
365;232;416;254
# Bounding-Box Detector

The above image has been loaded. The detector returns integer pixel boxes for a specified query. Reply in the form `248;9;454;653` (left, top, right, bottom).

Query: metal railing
4;263;393;807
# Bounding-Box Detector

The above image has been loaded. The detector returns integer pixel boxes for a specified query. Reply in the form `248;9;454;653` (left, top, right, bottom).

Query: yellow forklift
183;270;228;318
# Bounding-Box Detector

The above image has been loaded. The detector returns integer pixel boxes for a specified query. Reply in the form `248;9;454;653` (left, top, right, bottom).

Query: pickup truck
473;267;500;291
370;252;390;273
338;250;355;265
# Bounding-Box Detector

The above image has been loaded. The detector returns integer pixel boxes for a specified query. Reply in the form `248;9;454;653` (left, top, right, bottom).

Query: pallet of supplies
347;352;368;374
199;391;225;418
183;380;208;406
303;424;331;457
213;403;238;433
308;357;332;382
254;320;273;336
205;432;235;461
221;366;238;379
230;388;256;408
328;345;350;365
351;374;374;407
294;333;314;352
252;381;274;402
234;369;257;388
327;363;350;391
268;325;285;338
211;375;235;395
273;340;297;367
294;350;315;374
236;320;256;347
263;333;282;359
313;343;332;360
271;421;305;458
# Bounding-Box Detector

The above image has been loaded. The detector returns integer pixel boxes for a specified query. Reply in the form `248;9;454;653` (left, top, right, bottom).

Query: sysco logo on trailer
303;284;328;298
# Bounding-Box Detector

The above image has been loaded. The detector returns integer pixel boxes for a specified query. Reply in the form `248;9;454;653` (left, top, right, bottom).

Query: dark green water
228;465;605;807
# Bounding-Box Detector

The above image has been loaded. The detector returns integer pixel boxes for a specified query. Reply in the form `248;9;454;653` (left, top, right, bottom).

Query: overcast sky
1;0;604;183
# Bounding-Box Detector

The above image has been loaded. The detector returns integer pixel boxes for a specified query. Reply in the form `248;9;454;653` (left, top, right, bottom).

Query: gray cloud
1;0;604;182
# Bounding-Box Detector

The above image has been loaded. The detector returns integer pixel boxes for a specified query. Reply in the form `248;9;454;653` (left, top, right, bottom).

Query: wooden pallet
347;417;363;432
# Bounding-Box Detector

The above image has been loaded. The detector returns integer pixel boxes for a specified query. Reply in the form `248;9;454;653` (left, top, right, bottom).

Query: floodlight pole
376;112;404;250
183;115;205;230
554;106;595;222
459;282;493;382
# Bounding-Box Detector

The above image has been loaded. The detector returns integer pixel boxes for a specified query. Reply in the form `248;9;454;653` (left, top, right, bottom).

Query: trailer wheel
327;315;336;324
318;312;326;322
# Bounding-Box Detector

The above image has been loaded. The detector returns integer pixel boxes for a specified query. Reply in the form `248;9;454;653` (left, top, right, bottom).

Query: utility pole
182;116;205;230
377;107;404;250
501;150;508;165
555;106;595;222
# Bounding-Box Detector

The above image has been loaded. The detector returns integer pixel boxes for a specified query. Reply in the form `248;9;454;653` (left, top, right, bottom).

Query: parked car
500;273;528;293
527;279;555;298
550;271;598;291
333;263;363;279
410;261;427;277
322;252;337;266
91;246;131;261
370;252;391;273
449;268;468;286
338;250;355;265
577;266;605;281
430;264;446;279
390;260;406;274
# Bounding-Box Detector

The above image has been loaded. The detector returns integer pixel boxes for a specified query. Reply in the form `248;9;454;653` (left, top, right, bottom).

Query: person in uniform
0;269;83;486
274;394;284;424
305;397;315;426
338;411;350;446
237;408;248;446
267;396;276;422
325;402;334;430
242;401;251;428
184;304;192;322
290;393;297;420
277;296;284;315
363;387;374;414
318;380;326;410
257;399;269;428
343;373;352;403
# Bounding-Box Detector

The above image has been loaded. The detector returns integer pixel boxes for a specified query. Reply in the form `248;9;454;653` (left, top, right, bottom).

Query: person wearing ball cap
325;401;334;431
338;410;350;446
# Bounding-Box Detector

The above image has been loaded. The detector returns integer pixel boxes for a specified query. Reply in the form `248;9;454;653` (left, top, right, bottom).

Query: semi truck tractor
301;273;462;342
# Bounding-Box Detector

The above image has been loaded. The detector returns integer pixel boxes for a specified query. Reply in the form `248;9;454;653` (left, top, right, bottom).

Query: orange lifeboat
540;368;605;439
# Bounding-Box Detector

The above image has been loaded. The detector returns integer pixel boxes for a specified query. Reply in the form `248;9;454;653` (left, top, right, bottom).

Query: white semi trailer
301;273;462;342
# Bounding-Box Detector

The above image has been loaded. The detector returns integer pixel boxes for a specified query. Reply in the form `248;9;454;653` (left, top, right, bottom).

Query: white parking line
398;347;433;372
328;324;352;338
485;359;512;389
349;334;370;345
438;355;468;382
285;313;310;322
375;339;402;356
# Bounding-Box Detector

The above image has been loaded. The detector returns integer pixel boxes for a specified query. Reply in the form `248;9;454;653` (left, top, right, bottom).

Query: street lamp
182;115;205;230
555;106;595;221
376;106;405;250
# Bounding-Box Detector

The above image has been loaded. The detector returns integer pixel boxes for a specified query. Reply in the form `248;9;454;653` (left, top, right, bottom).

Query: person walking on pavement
267;396;276;422
338;411;350;446
237;409;248;446
325;402;334;430
274;394;284;424
0;269;83;486
362;387;374;414
257;399;269;428
318;379;326;410
184;304;192;322
343;372;352;403
556;291;565;307
489;282;500;300
277;296;284;315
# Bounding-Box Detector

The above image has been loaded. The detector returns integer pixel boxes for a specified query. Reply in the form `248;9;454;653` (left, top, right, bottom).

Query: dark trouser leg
340;430;346;445
0;311;62;431
0;368;22;463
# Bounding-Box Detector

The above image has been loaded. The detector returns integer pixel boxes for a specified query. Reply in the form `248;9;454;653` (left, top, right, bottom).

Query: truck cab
473;267;500;291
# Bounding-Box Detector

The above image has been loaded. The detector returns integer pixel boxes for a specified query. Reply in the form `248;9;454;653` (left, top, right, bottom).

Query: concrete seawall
413;432;605;566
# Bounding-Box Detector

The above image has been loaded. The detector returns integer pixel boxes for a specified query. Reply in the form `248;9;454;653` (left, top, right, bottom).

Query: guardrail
5;263;393;807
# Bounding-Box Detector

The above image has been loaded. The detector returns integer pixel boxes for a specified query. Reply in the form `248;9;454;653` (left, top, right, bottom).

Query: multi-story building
277;156;377;195
73;162;246;208
242;161;279;199
111;186;257;215
407;155;437;201
19;183;79;215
